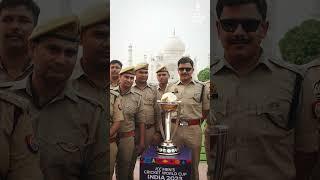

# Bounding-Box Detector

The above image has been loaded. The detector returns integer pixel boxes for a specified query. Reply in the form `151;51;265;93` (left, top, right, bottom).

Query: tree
197;67;210;82
279;19;320;65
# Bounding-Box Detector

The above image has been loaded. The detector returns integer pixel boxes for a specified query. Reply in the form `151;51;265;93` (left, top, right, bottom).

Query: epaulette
269;58;303;76
132;90;142;96
0;81;15;89
303;58;320;70
148;83;158;93
0;90;29;110
194;79;205;85
110;89;120;97
74;91;105;109
132;90;142;106
210;56;221;67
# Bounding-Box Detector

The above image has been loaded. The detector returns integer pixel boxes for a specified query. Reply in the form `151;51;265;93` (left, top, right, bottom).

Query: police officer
0;0;39;82
71;2;108;105
297;59;320;180
129;63;161;179
211;0;318;179
0;15;108;179
114;66;145;180
156;65;171;97
0;91;42;180
110;89;124;179
110;60;122;89
166;57;210;180
203;80;214;180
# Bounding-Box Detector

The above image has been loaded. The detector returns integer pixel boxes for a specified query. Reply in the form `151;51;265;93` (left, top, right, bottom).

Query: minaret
128;44;133;66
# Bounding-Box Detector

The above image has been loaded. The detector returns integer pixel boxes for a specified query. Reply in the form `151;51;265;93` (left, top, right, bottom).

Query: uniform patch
25;135;39;153
118;103;122;110
210;82;218;99
313;101;320;118
313;80;320;98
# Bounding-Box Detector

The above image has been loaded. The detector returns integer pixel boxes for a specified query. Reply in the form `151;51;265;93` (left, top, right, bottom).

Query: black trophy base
157;141;179;155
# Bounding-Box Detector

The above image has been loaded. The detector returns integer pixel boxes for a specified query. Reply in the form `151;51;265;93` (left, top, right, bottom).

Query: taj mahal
128;31;206;84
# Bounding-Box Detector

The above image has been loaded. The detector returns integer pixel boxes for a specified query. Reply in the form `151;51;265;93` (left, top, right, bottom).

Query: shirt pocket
124;103;137;120
193;92;201;103
144;97;154;106
256;100;291;132
212;97;227;121
39;138;81;172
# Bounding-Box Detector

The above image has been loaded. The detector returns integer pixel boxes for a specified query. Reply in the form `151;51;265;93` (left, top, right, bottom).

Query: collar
11;74;79;105
114;86;135;96
212;50;275;75
176;79;196;85
0;59;33;78
157;83;167;90
133;81;151;89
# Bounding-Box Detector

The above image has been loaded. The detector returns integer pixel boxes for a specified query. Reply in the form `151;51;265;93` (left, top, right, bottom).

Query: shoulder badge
313;101;320;119
312;80;320;118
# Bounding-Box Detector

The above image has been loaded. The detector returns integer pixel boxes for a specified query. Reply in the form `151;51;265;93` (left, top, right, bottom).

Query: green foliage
197;67;210;82
279;19;320;65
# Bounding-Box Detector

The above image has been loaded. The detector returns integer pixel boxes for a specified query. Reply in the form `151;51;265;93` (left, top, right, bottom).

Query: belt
145;123;155;129
118;130;135;138
171;118;201;126
110;137;117;143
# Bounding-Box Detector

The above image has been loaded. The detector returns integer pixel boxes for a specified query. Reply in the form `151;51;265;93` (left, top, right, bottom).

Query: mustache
228;36;251;44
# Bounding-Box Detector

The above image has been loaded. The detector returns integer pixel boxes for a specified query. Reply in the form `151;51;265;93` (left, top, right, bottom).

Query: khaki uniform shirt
110;89;124;126
0;91;42;180
0;61;33;83
1;76;108;180
166;79;210;120
296;59;320;152
110;81;119;90
157;85;166;97
132;83;160;127
203;80;213;129
71;59;106;106
113;86;145;133
211;54;317;180
157;83;173;97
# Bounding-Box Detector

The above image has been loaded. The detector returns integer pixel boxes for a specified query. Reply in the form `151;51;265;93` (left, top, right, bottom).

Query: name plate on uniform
140;146;192;180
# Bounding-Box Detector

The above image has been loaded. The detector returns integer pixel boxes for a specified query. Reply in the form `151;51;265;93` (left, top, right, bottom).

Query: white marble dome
161;34;185;54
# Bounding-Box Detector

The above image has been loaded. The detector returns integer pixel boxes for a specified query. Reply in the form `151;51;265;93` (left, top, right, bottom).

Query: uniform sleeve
202;82;210;112
295;73;319;152
136;95;146;124
112;96;124;123
154;88;161;132
7;106;43;180
86;106;108;180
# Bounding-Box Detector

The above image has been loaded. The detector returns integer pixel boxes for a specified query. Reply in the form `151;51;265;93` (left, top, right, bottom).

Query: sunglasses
219;19;261;32
178;68;192;72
